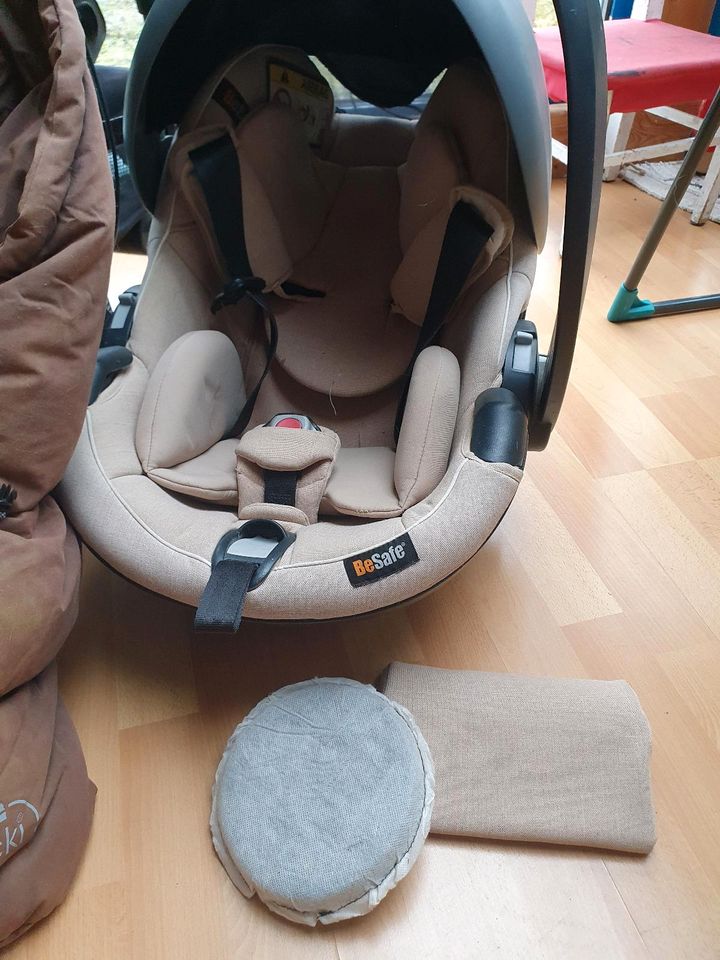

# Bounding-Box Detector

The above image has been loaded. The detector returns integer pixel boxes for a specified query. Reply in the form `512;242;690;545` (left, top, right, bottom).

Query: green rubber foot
607;285;656;323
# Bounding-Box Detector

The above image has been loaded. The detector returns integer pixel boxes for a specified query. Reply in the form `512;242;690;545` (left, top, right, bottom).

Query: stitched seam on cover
495;237;515;367
494;93;516;369
278;453;519;571
153;479;237;497
323;502;401;518
84;413;212;567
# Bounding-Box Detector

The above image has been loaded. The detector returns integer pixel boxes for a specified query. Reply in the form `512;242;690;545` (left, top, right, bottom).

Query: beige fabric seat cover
58;48;536;620
211;678;434;926
170;52;513;401
0;665;96;948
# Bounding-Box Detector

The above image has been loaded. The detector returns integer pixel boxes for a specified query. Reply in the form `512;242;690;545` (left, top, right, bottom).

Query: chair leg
691;146;720;225
604;112;636;182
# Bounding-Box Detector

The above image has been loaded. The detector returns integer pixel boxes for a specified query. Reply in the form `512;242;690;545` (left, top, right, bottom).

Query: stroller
58;0;607;630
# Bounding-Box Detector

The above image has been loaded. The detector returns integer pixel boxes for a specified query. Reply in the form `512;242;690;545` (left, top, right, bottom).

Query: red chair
536;17;720;223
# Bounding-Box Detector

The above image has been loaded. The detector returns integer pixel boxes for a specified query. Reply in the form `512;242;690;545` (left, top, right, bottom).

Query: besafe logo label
0;799;40;861
344;535;419;587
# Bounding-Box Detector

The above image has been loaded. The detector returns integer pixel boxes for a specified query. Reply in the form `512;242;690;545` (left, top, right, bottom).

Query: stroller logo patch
0;800;40;862
344;535;419;587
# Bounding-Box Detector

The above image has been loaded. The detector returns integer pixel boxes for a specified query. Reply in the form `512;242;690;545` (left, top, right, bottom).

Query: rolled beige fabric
379;662;656;854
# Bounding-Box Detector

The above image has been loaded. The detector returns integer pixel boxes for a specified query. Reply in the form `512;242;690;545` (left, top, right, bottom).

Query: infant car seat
58;0;606;627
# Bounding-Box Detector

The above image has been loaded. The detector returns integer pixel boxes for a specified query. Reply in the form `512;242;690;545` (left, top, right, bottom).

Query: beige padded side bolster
392;186;514;327
398;123;463;250
236;425;340;524
322;447;400;518
394;347;460;510
136;330;244;473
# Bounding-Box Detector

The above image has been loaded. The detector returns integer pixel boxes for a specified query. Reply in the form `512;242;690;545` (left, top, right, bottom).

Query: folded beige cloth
379;662;655;853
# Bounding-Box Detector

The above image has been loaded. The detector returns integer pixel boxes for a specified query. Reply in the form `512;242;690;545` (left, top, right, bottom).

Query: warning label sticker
268;61;333;148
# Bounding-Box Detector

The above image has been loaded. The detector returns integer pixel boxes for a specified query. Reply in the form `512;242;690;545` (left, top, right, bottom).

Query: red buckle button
275;416;303;429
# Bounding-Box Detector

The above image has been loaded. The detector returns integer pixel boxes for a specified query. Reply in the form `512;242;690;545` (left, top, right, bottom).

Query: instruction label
268;61;333;148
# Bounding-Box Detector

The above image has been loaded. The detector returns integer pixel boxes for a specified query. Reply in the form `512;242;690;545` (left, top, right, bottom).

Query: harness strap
189;135;276;436
189;134;256;284
189;135;325;436
194;521;296;633
394;201;494;442
194;558;258;632
264;469;299;507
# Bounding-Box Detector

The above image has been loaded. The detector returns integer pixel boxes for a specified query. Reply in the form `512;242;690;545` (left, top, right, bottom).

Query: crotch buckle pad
235;419;340;524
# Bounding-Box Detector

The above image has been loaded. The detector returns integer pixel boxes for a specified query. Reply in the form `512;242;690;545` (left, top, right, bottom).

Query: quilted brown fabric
0;0;109;945
0;665;96;948
0;0;113;693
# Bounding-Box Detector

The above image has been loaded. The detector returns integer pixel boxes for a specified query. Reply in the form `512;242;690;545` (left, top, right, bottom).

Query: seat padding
235;104;415;397
398;123;461;250
171;70;513;399
323;347;460;518
322;447;399;518
210;678;434;926
136;330;244;473
141;345;459;518
394;346;461;508
148;439;238;505
270;163;415;397
391;185;514;327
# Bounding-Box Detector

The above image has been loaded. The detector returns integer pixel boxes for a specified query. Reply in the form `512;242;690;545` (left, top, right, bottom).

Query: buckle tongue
211;519;296;591
195;520;296;633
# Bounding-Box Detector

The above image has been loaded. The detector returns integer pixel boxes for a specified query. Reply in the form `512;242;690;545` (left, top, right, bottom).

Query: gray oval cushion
210;678;434;925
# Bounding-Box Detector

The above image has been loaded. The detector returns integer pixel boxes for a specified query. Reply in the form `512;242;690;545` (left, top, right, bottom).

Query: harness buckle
194;520;296;632
211;276;265;314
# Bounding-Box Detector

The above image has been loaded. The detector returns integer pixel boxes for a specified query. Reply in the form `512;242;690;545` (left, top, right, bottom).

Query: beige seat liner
270;164;416;397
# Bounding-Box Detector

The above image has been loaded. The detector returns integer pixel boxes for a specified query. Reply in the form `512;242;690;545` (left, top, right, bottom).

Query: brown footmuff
0;666;96;948
0;0;113;690
0;0;113;945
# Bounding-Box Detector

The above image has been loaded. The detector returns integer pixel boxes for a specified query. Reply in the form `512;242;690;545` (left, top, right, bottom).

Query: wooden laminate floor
9;179;720;959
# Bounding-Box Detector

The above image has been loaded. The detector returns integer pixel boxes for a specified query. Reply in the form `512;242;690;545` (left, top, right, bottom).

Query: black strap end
194;559;258;633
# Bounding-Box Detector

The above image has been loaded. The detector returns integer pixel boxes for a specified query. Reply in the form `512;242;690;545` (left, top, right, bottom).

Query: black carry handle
529;0;606;449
